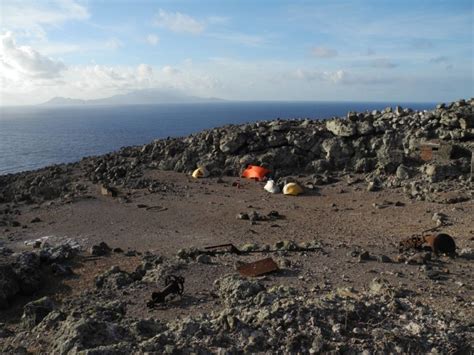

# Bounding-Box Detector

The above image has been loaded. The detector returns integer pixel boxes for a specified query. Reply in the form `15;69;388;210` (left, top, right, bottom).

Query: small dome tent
242;165;270;181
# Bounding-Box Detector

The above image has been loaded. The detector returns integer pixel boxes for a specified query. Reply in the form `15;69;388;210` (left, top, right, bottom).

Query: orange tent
242;165;270;181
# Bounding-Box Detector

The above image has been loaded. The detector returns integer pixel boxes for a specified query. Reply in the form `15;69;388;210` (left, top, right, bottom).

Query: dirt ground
1;170;473;325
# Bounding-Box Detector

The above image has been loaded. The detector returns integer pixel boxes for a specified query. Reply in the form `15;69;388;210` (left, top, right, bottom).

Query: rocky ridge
0;99;473;206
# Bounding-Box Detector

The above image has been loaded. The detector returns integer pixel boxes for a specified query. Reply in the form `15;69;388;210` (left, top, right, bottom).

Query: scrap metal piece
145;205;168;212
204;243;242;255
418;140;459;162
147;275;185;308
237;257;279;277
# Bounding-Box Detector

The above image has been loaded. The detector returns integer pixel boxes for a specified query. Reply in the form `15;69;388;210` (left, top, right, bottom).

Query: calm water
0;101;435;175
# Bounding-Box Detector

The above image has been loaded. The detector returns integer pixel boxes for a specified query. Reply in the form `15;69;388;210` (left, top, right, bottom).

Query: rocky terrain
0;98;473;354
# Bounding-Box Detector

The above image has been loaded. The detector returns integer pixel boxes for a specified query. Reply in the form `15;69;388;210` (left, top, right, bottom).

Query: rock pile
83;99;473;185
0;99;472;204
1;270;471;354
0;242;79;309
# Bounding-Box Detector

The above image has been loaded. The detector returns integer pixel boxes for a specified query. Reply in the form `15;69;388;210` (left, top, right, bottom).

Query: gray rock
214;275;265;306
196;254;212;264
40;243;77;263
52;317;131;354
95;266;134;289
356;120;374;135
219;132;247;153
326;120;356;137
13;252;42;295
22;296;55;329
90;242;112;256
0;263;19;309
396;164;413;180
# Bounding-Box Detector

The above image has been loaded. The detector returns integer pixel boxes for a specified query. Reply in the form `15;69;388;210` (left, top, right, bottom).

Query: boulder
0;263;20;309
214;275;265;306
90;242;112;257
95;266;134;290
13;252;42;295
326;120;356;137
219;132;247;153
396;164;413;180
52;317;131;354
22;296;56;329
356;120;374;136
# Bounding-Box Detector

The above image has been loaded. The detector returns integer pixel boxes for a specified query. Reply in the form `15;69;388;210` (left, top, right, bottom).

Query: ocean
0;101;435;175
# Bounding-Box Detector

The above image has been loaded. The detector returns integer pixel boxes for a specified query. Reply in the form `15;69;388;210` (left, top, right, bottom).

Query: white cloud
1;0;89;38
162;66;180;75
0;32;66;80
296;69;346;83
146;34;160;46
153;9;205;34
311;46;338;58
32;42;82;55
137;64;153;79
295;68;394;86
105;38;123;50
0;45;220;105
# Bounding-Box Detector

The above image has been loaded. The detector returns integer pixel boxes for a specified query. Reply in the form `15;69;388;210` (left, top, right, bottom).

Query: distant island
41;88;224;106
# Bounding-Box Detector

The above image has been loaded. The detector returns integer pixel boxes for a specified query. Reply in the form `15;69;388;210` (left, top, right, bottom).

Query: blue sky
0;0;472;105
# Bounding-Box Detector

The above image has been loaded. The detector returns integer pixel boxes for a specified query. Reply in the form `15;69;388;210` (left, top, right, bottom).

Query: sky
0;0;473;105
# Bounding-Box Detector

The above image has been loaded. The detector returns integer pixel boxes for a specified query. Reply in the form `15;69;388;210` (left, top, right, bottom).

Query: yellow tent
283;182;303;196
192;167;209;178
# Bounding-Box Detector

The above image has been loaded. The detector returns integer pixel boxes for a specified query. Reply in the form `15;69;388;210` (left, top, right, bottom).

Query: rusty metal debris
145;205;168;212
147;275;185;308
418;141;459;162
423;233;456;256
237;258;279;277
204;243;242;255
398;232;456;256
419;142;438;161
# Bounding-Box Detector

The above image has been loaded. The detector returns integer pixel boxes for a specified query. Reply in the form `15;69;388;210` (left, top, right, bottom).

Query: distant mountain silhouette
41;89;224;106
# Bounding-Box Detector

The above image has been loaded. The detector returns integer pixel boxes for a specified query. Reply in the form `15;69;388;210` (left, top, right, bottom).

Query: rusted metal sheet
420;146;434;161
419;140;440;161
237;257;279;277
418;141;456;162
